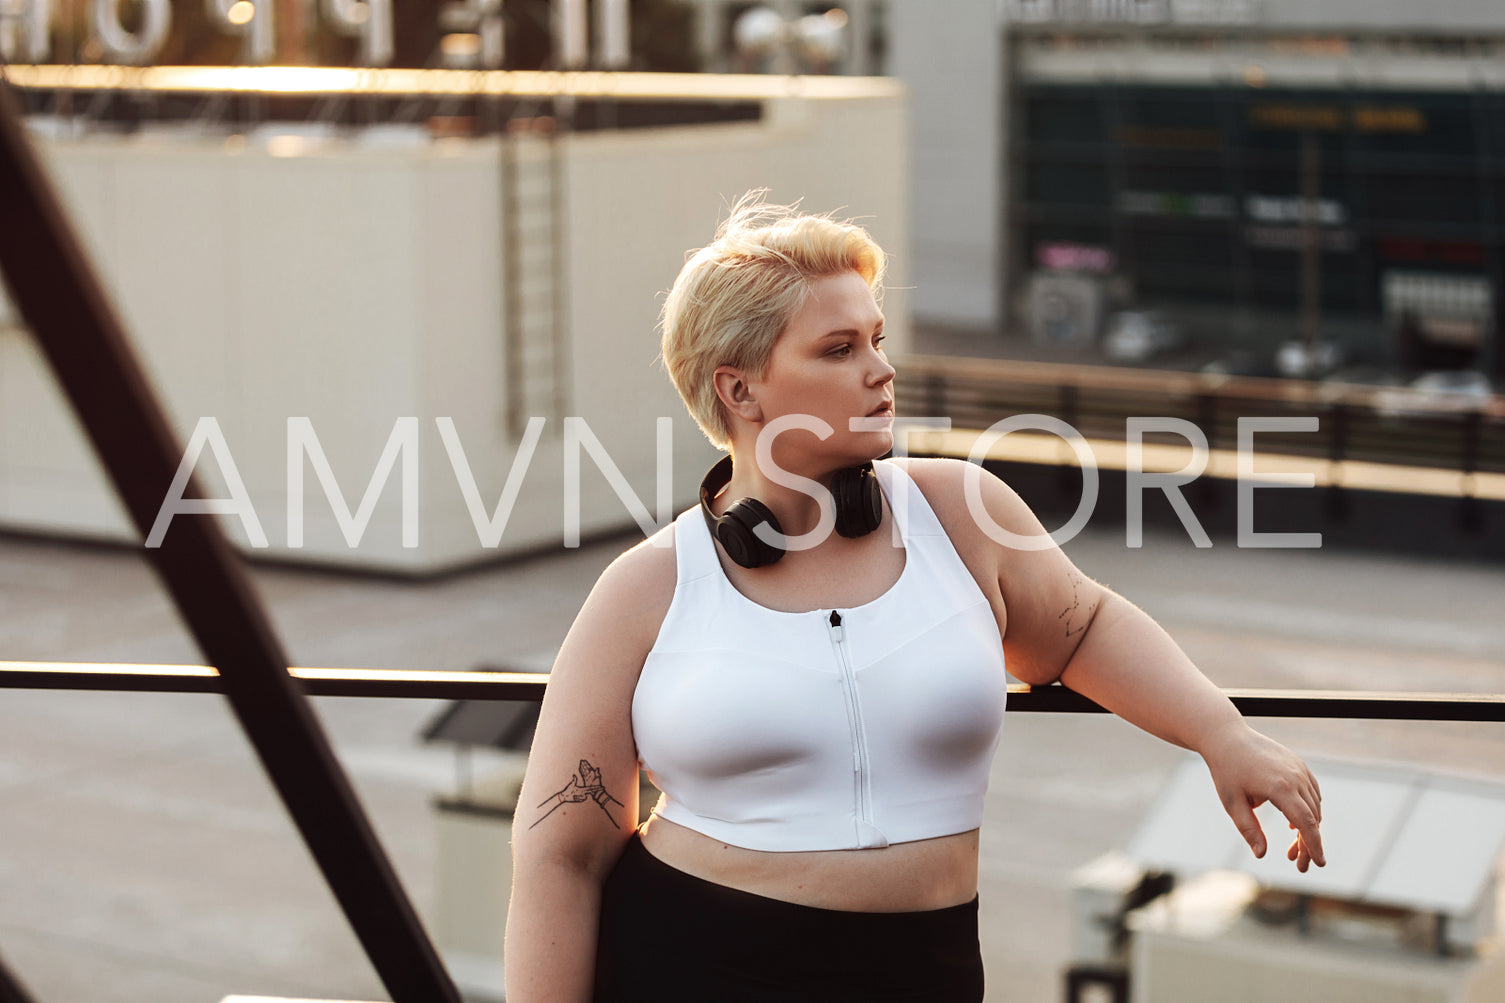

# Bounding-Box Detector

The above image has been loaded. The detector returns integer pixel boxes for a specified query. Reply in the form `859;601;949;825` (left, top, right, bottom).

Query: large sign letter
1237;416;1322;549
436;416;545;548
439;0;504;69
872;415;951;543
0;0;51;63
562;416;674;547
206;0;275;65
93;0;171;64
747;413;838;554
147;417;268;548
965;414;1099;550
287;417;419;548
1126;416;1211;548
321;0;393;66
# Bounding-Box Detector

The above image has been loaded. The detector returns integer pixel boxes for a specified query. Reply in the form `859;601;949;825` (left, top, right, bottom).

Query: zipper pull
828;609;843;641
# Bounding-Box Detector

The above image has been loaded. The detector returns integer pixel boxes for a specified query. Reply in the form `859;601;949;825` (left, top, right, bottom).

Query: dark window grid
1102;85;1131;298
1119;146;1228;170
1022;97;1108;145
1118;216;1242;241
1116;93;1226;131
1127;260;1238;293
1338;90;1381;320
1358;219;1505;244
1242;261;1368;312
1017;143;1122;165
1231;128;1350;158
1017;203;1118;227
1483;95;1505;160
1022;167;1114;209
1017;200;1505;240
1022;223;1114;249
1346;93;1483;159
1345;152;1502;176
1240;165;1348;199
1026;84;1495;148
1123;241;1238;273
1020;142;1505;175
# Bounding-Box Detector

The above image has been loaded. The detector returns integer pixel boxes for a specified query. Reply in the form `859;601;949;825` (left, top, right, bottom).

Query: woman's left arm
1056;590;1325;871
940;460;1326;872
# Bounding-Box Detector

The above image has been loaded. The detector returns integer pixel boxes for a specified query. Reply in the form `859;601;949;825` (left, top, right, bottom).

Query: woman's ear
713;366;762;424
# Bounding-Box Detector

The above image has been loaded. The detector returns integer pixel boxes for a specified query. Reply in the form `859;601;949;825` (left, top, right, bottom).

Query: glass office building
1000;18;1505;378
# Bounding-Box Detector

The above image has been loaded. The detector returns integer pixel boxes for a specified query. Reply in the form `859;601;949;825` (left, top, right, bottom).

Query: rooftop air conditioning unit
1119;756;1505;1003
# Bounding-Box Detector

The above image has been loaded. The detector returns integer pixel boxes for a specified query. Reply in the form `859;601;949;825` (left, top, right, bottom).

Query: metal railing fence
3;660;1504;722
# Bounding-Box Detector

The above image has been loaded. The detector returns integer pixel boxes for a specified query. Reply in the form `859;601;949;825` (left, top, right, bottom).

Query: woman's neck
718;451;846;539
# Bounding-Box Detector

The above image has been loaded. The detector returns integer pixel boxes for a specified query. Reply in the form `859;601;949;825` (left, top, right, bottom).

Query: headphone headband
699;456;883;569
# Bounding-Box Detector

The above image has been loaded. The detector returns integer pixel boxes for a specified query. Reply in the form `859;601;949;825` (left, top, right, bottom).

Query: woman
505;196;1324;1002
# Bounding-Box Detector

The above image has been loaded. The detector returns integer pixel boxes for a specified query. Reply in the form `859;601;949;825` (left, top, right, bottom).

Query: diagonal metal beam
0;947;38;1003
0;84;459;1003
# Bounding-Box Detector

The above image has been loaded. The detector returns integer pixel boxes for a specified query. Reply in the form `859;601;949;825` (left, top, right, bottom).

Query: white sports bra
632;460;1008;852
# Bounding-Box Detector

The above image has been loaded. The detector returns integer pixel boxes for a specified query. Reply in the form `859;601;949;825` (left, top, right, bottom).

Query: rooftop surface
1;511;1502;1001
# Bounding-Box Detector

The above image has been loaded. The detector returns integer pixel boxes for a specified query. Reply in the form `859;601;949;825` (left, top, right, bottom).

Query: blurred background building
892;0;1505;390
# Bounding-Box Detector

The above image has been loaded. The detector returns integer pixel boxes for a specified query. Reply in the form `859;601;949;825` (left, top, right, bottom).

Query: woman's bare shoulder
888;455;971;489
578;524;679;649
888;456;1032;528
887;456;988;522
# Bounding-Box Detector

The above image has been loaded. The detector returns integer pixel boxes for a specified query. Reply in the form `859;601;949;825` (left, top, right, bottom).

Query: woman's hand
1200;724;1326;872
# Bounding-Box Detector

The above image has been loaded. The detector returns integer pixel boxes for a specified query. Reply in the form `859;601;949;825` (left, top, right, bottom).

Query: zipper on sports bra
827;610;876;845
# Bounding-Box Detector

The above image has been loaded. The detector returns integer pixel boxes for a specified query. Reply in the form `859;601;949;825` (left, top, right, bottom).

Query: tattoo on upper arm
529;759;625;830
1057;570;1090;639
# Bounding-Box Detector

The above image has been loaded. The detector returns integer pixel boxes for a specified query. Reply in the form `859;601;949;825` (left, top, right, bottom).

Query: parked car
1373;370;1494;416
1101;310;1184;363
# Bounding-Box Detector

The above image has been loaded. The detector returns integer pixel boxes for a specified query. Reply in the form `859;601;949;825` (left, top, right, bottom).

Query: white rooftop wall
887;0;1001;330
0;85;908;573
1256;0;1505;31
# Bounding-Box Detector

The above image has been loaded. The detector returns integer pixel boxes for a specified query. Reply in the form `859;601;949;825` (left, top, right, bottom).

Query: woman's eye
828;344;852;357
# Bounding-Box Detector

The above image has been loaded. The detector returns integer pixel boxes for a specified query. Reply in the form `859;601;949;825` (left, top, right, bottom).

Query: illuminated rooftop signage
1007;0;1260;25
0;0;426;67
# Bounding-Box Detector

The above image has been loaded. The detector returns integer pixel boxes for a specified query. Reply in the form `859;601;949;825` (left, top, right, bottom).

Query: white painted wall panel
889;0;999;328
0;85;908;573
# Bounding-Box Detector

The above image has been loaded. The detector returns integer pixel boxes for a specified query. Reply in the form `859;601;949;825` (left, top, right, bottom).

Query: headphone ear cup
831;464;884;539
715;497;785;568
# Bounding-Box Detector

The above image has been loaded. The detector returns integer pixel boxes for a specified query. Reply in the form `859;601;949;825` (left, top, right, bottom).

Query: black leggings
593;835;985;1002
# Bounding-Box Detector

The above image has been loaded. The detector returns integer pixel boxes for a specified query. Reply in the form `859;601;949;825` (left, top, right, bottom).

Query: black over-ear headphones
699;455;884;569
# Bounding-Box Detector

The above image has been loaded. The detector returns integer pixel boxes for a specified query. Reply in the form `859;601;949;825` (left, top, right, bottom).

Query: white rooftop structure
1128;755;1505;920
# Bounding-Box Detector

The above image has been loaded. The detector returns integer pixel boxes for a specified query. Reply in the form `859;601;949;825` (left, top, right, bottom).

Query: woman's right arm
504;538;675;1003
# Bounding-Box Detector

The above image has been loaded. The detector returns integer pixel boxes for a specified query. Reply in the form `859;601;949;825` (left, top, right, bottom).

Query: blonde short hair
660;193;887;450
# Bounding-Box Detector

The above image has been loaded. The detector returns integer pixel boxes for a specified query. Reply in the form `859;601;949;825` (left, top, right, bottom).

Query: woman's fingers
1206;728;1327;871
1272;784;1326;868
1223;794;1268;859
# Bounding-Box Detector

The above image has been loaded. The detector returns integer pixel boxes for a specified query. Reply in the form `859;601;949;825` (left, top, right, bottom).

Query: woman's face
743;269;895;471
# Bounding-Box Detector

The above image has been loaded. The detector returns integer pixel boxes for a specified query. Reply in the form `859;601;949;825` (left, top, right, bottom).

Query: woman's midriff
636;814;980;913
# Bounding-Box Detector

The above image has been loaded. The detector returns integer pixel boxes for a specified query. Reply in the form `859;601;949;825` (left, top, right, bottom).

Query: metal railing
3;660;1504;722
897;355;1505;480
